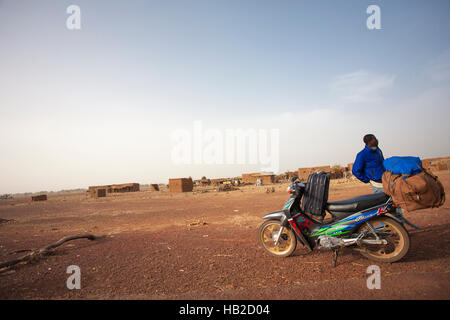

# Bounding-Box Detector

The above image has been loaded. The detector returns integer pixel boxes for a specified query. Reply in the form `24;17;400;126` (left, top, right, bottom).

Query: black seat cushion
326;193;390;214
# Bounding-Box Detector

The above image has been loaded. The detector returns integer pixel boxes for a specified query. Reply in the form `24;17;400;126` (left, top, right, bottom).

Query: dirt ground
1;172;449;300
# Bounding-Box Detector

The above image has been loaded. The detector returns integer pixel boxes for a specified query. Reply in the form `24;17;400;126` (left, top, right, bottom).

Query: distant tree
201;176;207;180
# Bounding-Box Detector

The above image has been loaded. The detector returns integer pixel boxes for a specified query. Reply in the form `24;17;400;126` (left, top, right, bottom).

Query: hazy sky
1;0;450;193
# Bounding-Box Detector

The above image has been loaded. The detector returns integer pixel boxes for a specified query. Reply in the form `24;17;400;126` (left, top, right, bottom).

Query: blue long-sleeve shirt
352;146;385;183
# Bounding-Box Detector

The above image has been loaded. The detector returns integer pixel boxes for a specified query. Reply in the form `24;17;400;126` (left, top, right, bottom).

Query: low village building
31;194;47;201
241;173;275;184
88;183;140;197
169;178;194;193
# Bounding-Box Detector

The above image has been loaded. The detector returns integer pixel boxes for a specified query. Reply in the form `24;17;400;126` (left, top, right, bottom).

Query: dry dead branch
0;233;106;271
0;218;14;225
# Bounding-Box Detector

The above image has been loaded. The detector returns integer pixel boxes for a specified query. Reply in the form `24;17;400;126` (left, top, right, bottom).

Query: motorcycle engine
318;236;344;249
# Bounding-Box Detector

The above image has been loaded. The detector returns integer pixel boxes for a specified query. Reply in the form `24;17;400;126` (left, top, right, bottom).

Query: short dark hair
363;134;376;145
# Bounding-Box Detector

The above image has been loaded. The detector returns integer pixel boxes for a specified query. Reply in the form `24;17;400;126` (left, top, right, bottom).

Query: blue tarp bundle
383;156;423;176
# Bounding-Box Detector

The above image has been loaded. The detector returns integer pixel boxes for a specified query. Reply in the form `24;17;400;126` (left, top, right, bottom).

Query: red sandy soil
0;172;449;300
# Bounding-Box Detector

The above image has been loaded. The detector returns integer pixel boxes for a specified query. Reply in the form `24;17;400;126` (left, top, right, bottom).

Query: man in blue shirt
351;134;423;230
352;134;385;193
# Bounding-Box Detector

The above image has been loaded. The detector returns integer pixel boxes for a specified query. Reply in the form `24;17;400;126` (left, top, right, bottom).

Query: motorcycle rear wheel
258;220;297;257
357;216;410;263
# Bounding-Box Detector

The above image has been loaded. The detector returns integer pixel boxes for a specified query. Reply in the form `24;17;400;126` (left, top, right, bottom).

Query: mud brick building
169;178;194;193
88;183;140;197
329;167;348;179
297;165;331;181
31;194;47;201
241;173;259;183
241;173;275;184
422;157;450;172
108;183;140;193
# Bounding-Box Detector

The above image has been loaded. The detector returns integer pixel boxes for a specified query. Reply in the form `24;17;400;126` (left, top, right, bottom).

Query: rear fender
385;213;404;226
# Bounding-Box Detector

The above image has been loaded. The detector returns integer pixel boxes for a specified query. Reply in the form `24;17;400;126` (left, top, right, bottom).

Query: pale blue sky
1;0;449;193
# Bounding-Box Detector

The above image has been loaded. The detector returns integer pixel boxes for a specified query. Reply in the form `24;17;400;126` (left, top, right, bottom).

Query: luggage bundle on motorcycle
382;156;445;212
302;171;330;217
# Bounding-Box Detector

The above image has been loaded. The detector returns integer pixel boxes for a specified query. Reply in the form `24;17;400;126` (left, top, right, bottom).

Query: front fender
262;210;289;227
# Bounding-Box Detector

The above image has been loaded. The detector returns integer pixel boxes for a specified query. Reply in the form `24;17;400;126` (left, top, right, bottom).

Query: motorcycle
258;176;412;267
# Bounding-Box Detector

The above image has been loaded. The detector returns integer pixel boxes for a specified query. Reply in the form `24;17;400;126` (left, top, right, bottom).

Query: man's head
363;134;378;148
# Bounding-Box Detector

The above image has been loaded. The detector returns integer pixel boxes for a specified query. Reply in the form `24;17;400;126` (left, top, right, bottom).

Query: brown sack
382;169;445;212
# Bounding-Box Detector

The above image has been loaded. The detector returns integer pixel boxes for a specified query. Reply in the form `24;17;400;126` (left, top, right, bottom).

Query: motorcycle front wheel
258;219;297;257
357;216;410;263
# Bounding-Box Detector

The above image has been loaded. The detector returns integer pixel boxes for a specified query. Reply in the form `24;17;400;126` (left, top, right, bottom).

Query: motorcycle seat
326;193;390;214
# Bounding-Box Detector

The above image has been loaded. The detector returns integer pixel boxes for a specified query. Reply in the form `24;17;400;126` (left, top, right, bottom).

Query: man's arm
352;152;370;183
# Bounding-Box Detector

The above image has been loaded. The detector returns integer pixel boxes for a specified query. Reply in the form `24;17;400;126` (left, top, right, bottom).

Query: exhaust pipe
344;238;387;246
319;236;387;249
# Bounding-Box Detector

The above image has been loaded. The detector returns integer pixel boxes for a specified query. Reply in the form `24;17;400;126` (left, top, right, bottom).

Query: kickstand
332;249;339;268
